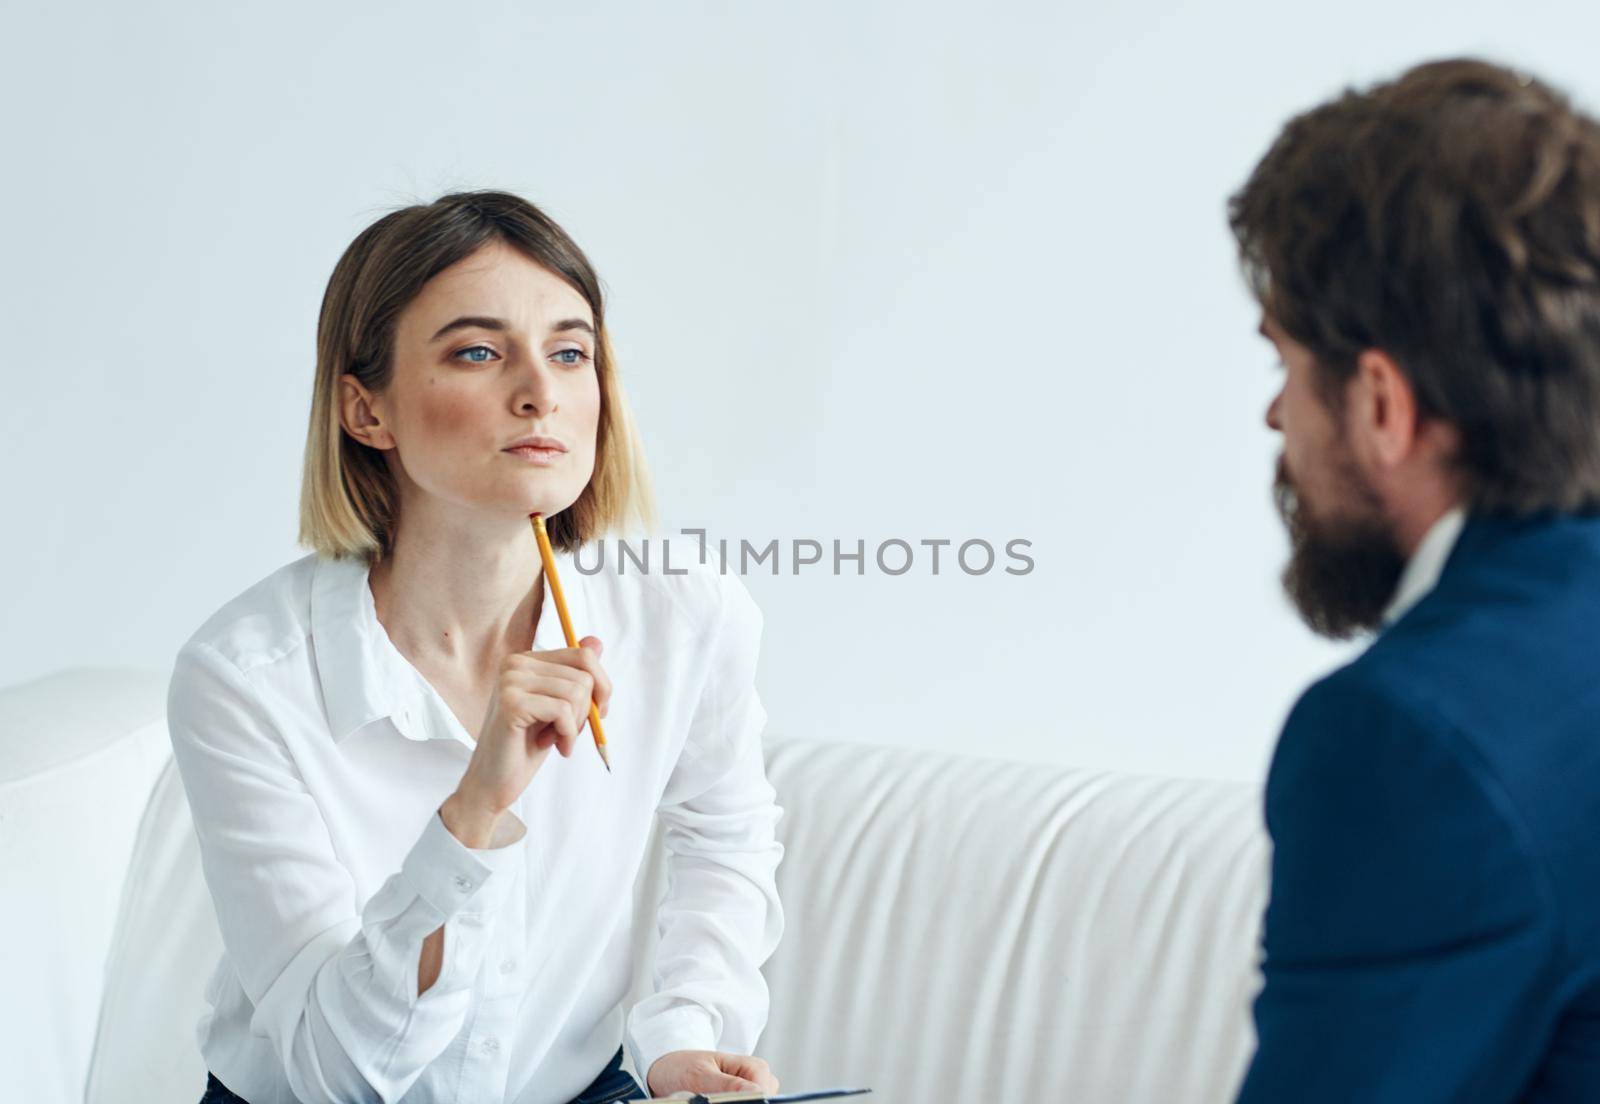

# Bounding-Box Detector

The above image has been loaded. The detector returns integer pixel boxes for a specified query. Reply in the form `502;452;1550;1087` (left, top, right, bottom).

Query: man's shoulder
1281;659;1436;742
1268;637;1578;874
1268;660;1479;822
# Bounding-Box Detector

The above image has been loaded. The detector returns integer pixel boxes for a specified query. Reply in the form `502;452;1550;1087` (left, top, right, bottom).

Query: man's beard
1272;444;1407;640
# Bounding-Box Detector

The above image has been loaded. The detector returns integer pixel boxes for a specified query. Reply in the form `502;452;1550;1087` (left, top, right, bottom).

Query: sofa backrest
723;740;1269;1101
4;669;1271;1103
1;668;173;1104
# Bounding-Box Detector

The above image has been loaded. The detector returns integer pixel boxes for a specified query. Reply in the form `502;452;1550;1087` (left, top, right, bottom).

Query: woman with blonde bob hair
167;190;786;1104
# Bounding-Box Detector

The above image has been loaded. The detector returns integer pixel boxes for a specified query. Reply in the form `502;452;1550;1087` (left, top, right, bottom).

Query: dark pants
200;1044;648;1104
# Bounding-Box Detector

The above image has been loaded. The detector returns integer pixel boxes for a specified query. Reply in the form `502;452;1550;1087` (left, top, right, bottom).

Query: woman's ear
339;373;395;450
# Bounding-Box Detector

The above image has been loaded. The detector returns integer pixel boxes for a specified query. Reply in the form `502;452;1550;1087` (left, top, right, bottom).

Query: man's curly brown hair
1229;56;1600;516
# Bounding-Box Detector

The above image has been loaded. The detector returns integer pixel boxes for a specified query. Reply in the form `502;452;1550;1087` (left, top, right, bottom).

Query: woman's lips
504;446;565;465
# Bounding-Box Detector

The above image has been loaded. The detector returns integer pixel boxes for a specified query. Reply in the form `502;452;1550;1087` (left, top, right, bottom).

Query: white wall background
4;1;1591;782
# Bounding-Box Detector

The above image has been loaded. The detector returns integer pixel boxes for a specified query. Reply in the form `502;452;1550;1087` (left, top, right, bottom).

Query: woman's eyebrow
430;315;507;342
428;315;596;342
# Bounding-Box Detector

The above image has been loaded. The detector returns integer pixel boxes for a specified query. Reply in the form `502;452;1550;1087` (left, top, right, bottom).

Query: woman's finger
518;643;612;716
700;1071;762;1093
718;1054;778;1092
574;638;613;714
510;689;578;745
512;653;605;721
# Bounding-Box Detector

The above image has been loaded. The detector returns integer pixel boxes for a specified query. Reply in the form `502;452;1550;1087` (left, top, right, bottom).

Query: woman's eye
552;348;591;366
454;345;498;364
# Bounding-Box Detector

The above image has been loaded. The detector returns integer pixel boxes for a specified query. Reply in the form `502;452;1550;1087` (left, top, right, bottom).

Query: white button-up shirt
165;539;785;1104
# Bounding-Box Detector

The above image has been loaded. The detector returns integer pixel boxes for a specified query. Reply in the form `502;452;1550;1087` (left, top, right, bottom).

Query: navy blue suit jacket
1235;511;1600;1101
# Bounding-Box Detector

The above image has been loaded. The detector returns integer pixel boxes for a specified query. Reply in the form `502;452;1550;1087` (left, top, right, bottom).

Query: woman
168;190;786;1104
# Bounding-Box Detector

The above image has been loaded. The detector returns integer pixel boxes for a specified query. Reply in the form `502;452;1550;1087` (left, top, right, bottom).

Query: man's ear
1350;348;1418;471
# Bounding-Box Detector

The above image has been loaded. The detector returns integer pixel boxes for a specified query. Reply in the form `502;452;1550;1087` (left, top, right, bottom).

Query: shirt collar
309;543;591;746
1380;503;1468;629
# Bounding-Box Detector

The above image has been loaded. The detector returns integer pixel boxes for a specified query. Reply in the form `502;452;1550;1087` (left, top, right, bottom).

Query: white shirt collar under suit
1380;504;1468;628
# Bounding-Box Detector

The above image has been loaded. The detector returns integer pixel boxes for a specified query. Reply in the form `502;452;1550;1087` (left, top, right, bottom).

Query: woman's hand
441;636;611;847
646;1050;778;1097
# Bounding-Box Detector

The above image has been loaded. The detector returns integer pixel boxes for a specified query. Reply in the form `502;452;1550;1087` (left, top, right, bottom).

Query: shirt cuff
400;807;526;920
627;1003;721;1096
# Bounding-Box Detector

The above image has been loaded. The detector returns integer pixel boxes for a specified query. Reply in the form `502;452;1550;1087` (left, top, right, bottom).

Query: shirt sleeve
166;640;527;1104
625;570;787;1090
1234;673;1567;1103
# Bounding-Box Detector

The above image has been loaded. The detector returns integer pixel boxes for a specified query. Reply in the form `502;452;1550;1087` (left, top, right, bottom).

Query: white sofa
3;667;1270;1104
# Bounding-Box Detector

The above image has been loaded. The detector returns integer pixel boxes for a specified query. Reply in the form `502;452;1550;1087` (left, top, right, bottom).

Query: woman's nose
1264;391;1283;432
513;359;559;410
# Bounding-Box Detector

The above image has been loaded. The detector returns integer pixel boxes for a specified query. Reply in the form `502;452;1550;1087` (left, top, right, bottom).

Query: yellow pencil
530;513;611;772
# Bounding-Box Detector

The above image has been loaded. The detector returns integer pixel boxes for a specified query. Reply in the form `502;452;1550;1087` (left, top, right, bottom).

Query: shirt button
499;958;516;974
459;912;483;927
453;874;473;892
481;1035;500;1054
